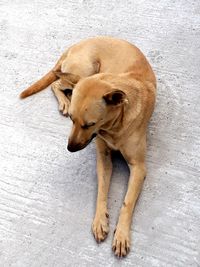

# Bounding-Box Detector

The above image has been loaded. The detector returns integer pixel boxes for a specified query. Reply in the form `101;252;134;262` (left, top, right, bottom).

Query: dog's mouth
67;133;97;152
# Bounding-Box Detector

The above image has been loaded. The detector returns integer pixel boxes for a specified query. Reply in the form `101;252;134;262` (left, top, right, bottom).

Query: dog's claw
58;99;69;116
112;227;130;257
92;212;109;243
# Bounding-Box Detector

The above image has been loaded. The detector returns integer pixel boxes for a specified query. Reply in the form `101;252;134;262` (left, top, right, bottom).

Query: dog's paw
112;227;130;257
92;212;109;243
58;98;69;116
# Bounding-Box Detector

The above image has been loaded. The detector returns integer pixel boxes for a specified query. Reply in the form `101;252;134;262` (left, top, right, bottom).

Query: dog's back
20;36;156;98
62;36;156;83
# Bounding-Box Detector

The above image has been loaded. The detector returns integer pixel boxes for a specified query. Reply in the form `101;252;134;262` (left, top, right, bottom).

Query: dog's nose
67;142;81;152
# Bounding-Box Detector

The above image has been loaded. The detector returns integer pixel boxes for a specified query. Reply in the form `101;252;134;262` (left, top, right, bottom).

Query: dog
20;36;156;257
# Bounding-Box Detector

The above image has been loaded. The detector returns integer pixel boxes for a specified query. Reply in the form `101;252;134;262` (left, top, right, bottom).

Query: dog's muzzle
67;133;97;152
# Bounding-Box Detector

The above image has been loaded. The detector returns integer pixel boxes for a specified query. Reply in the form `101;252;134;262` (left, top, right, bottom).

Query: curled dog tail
19;52;67;99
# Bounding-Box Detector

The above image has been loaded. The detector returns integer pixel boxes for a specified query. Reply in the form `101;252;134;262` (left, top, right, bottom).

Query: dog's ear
54;71;81;85
103;89;128;106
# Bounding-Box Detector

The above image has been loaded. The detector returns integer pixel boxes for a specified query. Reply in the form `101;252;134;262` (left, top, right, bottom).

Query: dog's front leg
112;158;146;257
92;137;112;242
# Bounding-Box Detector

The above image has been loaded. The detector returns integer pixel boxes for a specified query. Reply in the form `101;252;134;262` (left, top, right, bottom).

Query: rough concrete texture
0;0;200;266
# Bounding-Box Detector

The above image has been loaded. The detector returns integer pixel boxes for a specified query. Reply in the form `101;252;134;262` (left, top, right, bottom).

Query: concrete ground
0;0;200;266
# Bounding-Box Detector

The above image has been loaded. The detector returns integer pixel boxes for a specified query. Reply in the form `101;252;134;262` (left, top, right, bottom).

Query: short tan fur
20;36;156;257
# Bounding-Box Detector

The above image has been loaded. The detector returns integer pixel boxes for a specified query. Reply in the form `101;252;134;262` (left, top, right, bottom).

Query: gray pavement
0;0;200;266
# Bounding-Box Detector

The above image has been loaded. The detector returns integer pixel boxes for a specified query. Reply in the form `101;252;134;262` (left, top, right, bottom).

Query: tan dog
20;36;156;257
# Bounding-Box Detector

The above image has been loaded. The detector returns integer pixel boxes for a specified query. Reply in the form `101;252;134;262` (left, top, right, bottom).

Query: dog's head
64;74;128;152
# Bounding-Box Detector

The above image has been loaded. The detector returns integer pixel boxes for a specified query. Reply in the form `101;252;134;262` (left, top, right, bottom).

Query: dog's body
20;36;156;257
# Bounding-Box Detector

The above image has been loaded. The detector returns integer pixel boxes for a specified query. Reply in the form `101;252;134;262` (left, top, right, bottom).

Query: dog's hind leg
51;80;71;116
92;137;112;242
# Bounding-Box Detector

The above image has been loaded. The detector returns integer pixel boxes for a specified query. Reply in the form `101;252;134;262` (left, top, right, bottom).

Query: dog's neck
98;95;145;150
101;105;125;132
97;105;127;149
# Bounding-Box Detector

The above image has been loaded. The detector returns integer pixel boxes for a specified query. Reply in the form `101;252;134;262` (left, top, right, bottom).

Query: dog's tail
19;53;67;99
20;70;58;99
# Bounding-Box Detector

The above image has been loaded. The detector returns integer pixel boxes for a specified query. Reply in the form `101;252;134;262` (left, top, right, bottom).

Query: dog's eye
81;122;96;129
